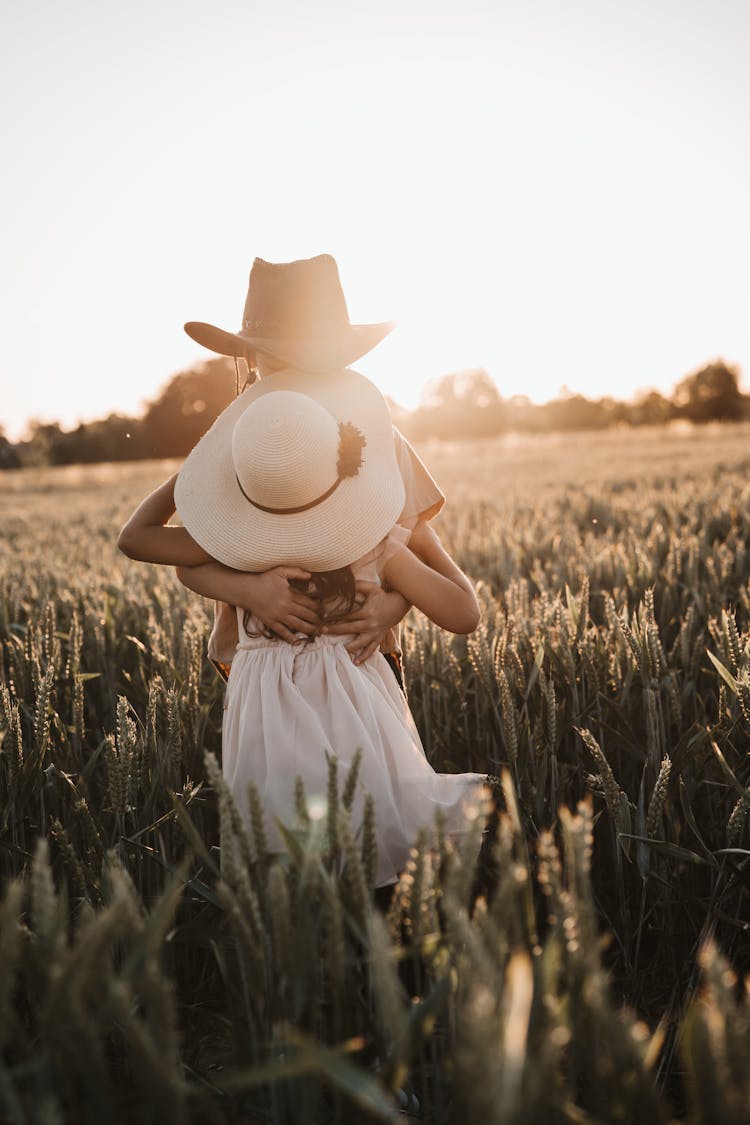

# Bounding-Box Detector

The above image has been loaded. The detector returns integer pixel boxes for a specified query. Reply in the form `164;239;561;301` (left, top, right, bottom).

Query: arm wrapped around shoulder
382;524;480;635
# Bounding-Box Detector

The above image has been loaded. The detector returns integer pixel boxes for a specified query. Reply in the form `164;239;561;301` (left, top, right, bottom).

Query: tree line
1;358;746;470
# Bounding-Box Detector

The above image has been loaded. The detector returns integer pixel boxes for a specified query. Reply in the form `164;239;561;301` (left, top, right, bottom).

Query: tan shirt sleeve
393;427;445;530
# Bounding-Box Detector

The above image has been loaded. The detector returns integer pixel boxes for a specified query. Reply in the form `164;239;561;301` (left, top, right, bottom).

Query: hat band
235;473;343;515
243;319;350;330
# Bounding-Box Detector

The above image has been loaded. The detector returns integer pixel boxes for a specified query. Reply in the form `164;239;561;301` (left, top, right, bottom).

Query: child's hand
239;567;320;643
322;582;409;665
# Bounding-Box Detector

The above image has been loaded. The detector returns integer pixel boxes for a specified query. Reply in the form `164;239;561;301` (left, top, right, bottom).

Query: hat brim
174;369;405;572
184;320;395;372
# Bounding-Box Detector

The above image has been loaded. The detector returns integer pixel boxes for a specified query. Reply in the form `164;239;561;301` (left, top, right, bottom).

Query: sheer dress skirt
222;627;485;886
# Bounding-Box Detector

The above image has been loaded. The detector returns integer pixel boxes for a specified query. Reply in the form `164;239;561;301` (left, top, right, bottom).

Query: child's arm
176;563;320;643
382;523;480;634
117;474;215;566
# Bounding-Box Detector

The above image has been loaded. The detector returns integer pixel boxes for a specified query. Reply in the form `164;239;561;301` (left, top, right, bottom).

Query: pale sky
2;0;749;439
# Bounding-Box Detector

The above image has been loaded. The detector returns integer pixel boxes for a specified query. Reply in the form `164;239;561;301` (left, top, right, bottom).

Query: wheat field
2;424;750;1124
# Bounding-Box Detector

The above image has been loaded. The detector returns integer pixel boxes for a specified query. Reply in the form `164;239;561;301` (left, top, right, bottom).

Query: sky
1;0;749;439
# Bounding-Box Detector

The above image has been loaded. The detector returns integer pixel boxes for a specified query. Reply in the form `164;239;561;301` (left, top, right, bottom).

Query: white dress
221;526;485;886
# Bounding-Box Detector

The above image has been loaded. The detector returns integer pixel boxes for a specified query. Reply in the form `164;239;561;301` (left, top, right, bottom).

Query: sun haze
1;0;749;437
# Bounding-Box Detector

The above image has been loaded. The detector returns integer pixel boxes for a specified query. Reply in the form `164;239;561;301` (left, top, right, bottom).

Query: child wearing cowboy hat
121;255;447;688
118;254;487;882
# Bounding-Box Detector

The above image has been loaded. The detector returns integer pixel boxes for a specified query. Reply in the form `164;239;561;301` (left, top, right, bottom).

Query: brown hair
243;564;363;642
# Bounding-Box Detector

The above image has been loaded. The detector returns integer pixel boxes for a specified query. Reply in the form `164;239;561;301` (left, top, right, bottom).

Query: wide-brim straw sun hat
174;369;406;572
184;254;394;373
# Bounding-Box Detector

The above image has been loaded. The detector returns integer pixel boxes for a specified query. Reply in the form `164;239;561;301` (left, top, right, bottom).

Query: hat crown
242;255;351;338
184;252;393;368
232;391;341;510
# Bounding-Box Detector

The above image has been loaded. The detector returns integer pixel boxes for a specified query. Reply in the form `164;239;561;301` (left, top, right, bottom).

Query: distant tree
672;360;743;422
497;394;539;433
0;427;19;469
411;369;502;439
631;390;673;426
66;415;146;463
543;394;610;431
16;415;145;466
599;396;632;427
141;358;236;457
420;369;500;411
19;421;65;467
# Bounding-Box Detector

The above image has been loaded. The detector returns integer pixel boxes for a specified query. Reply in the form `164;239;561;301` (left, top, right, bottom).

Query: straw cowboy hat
184;254;394;373
174;369;405;572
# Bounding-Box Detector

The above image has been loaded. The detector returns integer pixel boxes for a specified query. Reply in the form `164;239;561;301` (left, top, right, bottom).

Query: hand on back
240;567;321;644
322;581;409;665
